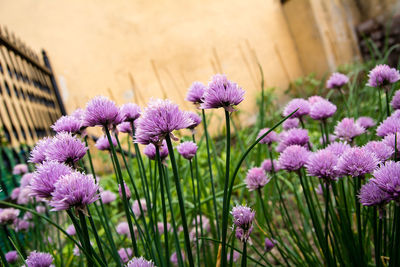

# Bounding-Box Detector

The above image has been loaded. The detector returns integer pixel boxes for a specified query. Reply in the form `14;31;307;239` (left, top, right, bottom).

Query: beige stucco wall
0;0;304;123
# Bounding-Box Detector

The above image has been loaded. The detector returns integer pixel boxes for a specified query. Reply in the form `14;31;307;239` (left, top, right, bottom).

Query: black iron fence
0;25;65;198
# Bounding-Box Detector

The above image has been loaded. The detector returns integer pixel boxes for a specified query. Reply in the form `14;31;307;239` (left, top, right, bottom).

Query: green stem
165;135;194;267
385;88;391;117
189;160;201;266
201;109;220;239
87;208;107;265
78;210;94;267
221;110;231;267
241;242;247;267
354;178;364;264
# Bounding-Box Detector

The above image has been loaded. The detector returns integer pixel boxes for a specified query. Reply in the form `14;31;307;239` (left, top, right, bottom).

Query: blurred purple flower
177;141;198;160
51;115;82;134
20;173;33;188
282;118;299;130
84;96;120;128
367;64;400;88
200;74;245;112
5;251;18;263
135;99;193;145
100;190;116;204
118;182;131;200
306;149;339;180
45;132;88;164
326;72;349;89
118;248;133;263
117;122;132;133
245;167;270;191
95;135;117;151
0;208;19;225
143;141;169;161
364;141;394;162
257;128;279;145
279;145;310;171
356;116;376;129
264;238;277;252
157;222;171;233
392;90;400;110
13;164;28;175
186;81;206;104
309;99;337;120
170;251;185;265
66;224;76;235
14;219;31;232
231;205;255;242
132;198;147;217
334;118;365;142
261;159;281;172
336;147;379;177
308;95;324;105
31;161;72;198
50;172;99;211
227;250;240;263
25;251;54;267
117;222;130;237
325;141;351;157
186;111;202;130
283;98;310;118
29;137;51;164
17;187;32;205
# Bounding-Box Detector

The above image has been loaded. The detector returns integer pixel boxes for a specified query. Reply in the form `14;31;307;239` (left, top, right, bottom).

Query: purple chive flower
264;238;277;252
376;116;400;137
306;149;339;180
157;222;172;233
356;116;376;129
119;182;131;200
30;161;73;198
383;133;400;154
23;212;32;221
359;181;391;207
11;187;20;200
117;222;130;237
308;95;324;105
177;141;198;160
117;122;133;133
371;161;400;200
118;248;133;263
283;98;310;118
309;99;337;120
84;96;120;128
50;172;99;211
25;251;54;267
143;140;169;160
325;141;351;157
66;225;76;235
20;173;33;188
135;99;193;145
45;132;88;164
126;257;155;267
261;159;281;172
279;145;310;171
36;206;46;214
171;251;185;265
282;128;309;147
364;141;394;162
186;81;206;104
200;74;245;112
257;128;279;145
120;103;141;122
231;205;255;242
334;118;365;142
336;147;379;177
392;90;400;110
227;250;240;263
132;198;147;217
5;251;18;263
0;208;20;225
51;115;82;134
282;118;299;130
186;111;202;130
326;72;349;89
100;190;116;204
17;187;32;205
367;64;400;88
29;137;51;164
14;219;31;232
95;135;117;151
245;167;270;191
13;164;28;175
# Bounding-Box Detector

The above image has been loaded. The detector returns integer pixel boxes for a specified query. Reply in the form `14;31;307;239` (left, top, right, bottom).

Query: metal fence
0;25;65;198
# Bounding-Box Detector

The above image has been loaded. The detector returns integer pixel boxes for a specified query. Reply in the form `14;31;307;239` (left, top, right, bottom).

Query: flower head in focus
367;64;400;88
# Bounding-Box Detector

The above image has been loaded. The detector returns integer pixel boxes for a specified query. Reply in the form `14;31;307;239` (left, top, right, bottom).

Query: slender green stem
189;160;201;266
87;209;107;265
78;210;94;267
241;242;247;267
221;110;231;267
324;182;330;261
354;177;364;264
322;119;330;146
165;135;194;267
201;109;220;239
385;88;391;117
